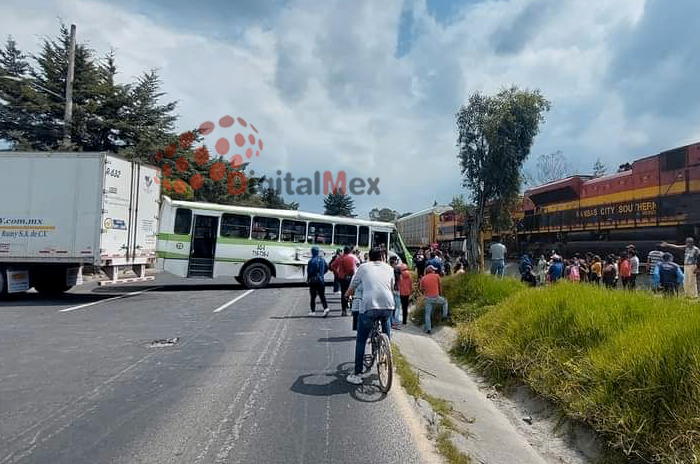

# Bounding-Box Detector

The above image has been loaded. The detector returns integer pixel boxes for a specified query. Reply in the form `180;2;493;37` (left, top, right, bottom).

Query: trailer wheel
34;277;72;296
241;262;272;289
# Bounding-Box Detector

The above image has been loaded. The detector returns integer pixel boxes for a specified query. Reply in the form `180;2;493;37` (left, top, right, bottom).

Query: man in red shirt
419;266;449;334
330;246;357;316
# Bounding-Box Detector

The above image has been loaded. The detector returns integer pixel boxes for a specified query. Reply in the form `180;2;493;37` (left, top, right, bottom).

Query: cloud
1;0;699;217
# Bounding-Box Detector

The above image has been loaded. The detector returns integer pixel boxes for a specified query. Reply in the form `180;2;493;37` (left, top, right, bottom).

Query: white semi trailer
0;152;160;297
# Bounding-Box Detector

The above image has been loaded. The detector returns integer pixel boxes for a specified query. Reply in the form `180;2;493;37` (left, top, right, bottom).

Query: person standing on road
489;237;506;277
419;266;449;334
345;248;395;385
662;238;700;298
307;246;330;317
398;262;413;325
619;253;632;289
548;255;564;283
426;251;443;276
331;246;357;316
590;255;602;285
653;252;684;296
602;257;617;288
414;248;426;278
647;248;664;277
536;254;548;286
628;248;640;290
389;256;403;330
329;249;341;294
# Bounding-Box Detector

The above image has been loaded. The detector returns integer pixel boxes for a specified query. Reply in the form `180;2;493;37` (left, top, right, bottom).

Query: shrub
455;282;700;462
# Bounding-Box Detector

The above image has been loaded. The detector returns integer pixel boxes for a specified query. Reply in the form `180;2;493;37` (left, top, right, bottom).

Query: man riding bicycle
344;247;394;385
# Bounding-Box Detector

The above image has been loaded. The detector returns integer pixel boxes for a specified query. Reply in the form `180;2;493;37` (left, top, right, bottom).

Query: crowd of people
513;237;700;297
305;244;453;386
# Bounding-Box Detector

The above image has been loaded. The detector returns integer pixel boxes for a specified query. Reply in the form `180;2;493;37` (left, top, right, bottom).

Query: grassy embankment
411;272;700;463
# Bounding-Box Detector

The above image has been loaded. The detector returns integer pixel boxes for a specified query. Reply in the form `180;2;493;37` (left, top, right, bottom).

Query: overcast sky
2;0;699;217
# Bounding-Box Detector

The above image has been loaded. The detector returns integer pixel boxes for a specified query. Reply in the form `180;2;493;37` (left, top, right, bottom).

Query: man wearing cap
662;238;700;298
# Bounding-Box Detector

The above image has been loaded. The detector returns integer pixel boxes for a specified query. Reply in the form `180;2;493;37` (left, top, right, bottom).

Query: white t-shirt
490;242;506;260
630;256;640;274
349;261;395;312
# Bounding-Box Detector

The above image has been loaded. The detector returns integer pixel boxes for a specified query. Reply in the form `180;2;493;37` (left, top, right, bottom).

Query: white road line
212;289;255;313
58;287;161;313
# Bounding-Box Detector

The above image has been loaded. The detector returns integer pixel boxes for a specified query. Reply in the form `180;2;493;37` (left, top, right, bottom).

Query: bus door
188;215;219;278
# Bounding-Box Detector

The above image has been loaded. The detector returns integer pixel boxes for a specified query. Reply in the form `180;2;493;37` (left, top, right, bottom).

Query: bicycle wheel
376;333;393;392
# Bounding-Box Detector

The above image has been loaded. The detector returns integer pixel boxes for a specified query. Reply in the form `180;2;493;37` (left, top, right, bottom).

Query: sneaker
323;307;330;317
425;329;431;334
334;291;341;295
391;323;401;330
346;373;363;385
341;311;348;317
308;311;315;317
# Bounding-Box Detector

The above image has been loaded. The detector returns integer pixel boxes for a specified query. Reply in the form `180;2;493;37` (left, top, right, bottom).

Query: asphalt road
0;274;428;464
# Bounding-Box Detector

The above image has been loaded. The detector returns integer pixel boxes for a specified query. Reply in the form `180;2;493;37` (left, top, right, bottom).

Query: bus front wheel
241;263;271;289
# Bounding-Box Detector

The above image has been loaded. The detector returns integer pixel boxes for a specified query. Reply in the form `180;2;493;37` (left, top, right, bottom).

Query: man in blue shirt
426;252;443;275
652;252;684;296
307;246;330;317
548;256;564;282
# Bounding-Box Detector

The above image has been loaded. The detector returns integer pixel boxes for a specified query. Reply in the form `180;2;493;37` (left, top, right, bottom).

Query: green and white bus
157;196;412;288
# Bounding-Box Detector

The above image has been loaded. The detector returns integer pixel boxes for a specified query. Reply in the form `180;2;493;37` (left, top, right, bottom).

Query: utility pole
62;24;76;148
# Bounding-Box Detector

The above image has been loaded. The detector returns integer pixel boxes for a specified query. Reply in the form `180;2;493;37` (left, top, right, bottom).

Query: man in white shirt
627;246;640;289
489;237;507;277
344;248;395;385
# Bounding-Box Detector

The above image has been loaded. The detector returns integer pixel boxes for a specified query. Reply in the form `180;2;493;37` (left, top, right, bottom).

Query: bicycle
362;318;393;392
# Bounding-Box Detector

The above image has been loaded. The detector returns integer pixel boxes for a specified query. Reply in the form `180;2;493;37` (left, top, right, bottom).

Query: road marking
213;289;255;313
58;287;161;313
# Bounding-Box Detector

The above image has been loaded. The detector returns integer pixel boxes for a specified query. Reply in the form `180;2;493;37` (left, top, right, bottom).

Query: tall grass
454;281;700;462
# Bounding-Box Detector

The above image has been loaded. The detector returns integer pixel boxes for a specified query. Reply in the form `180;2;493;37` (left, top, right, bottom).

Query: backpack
568;265;580;282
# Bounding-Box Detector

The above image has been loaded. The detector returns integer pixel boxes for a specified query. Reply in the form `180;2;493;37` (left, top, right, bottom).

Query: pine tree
0;36;36;149
324;189;356;217
0;36;29;76
593;158;607;178
120;70;177;160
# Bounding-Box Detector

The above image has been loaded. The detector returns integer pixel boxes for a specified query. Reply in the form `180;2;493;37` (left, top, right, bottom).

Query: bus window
221;213;251;238
334;224;357;246
308;222;333;244
174;208;192;234
281;220;307;243
252;217;280;241
372;231;388;249
358;226;369;247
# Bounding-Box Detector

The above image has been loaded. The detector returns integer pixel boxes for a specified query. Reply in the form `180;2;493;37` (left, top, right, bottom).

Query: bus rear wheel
241;262;271;289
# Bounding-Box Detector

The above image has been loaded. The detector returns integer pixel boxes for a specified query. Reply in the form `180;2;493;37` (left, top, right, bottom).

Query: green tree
456;86;550;270
0;35;38;149
0;36;29;76
369;207;397;222
593;158;607;178
260;186;299;210
119;70;177;160
324;189;356;217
